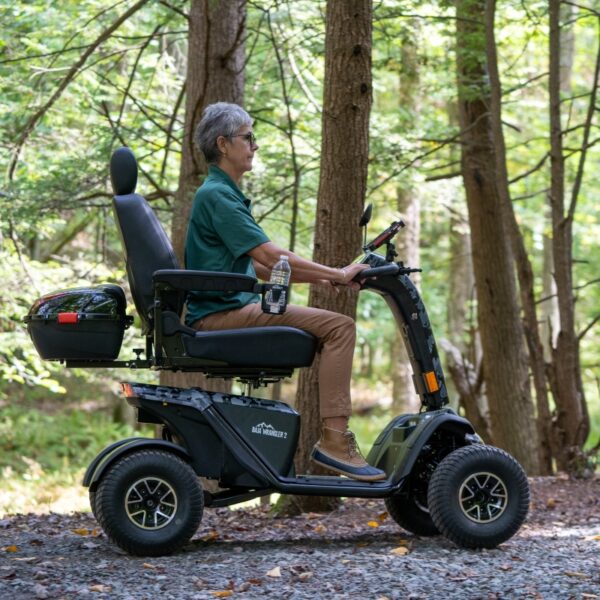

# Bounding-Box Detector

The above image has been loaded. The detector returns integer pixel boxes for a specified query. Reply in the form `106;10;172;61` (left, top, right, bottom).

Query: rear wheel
385;490;438;536
428;445;529;548
95;449;203;556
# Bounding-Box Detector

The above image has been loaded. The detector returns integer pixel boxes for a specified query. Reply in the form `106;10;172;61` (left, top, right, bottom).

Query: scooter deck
271;473;398;497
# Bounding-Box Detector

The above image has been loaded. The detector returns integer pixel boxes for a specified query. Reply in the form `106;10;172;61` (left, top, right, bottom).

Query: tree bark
455;0;540;474
484;0;549;473
282;0;373;514
161;0;246;395
547;0;589;472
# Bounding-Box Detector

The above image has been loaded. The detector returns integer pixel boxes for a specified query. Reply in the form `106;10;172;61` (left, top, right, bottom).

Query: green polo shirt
184;165;270;326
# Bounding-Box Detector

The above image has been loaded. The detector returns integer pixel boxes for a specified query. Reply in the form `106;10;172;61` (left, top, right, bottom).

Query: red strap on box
57;312;79;324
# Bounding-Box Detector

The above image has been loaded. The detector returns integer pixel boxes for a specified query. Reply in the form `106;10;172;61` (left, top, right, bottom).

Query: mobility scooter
25;147;529;556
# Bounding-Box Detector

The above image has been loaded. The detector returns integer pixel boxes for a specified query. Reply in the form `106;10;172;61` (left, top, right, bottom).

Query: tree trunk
391;32;421;414
444;212;491;438
484;0;549;473
391;187;420;414
547;0;589;472
281;0;373;514
161;0;246;395
455;0;540;474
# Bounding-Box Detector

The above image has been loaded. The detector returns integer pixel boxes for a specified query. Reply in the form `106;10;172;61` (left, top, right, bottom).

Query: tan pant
192;302;355;418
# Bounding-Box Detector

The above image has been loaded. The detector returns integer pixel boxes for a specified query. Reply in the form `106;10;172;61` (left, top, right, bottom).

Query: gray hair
195;102;253;164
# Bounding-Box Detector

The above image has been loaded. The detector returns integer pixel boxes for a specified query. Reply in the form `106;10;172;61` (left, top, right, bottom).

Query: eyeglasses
230;132;257;146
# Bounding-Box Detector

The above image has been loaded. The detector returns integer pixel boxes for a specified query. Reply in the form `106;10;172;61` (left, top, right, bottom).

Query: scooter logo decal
251;422;288;439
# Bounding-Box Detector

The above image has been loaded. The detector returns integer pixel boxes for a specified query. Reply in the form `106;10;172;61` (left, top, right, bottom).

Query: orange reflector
423;371;439;393
121;383;137;398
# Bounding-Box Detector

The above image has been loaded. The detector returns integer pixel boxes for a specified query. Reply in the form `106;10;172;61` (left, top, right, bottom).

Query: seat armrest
153;269;258;293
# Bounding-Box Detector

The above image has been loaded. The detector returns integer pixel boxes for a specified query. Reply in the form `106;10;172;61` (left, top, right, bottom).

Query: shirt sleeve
209;190;270;260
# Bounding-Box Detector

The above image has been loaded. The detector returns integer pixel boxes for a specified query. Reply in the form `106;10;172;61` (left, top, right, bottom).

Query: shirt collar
208;165;250;206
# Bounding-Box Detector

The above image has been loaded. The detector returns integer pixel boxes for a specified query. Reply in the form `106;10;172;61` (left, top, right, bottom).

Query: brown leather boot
310;427;387;481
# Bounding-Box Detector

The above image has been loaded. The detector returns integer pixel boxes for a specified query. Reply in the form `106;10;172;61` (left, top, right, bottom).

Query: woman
185;102;385;482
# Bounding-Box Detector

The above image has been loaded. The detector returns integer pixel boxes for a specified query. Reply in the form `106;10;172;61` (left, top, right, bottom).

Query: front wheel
427;445;529;549
95;449;203;556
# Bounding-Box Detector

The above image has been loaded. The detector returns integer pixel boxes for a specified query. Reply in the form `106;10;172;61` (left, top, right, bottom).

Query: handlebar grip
353;264;400;281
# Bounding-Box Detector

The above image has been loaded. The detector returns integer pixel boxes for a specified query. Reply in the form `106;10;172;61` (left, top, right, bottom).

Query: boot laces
343;430;363;459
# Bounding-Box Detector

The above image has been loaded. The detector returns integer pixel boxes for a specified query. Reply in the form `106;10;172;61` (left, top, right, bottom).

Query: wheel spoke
458;471;508;524
125;477;178;531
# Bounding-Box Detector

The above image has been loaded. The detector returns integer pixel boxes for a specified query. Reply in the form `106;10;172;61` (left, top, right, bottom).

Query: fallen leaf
72;528;92;536
391;546;409;556
210;592;233;598
247;578;262;585
298;572;313;581
367;521;379;528
583;534;600;541
546;498;556;509
143;563;157;570
340;559;351;564
90;584;111;592
12;557;38;562
314;524;327;533
4;545;18;553
564;571;589;579
266;566;281;578
237;582;251;592
499;564;512;572
201;531;219;542
377;511;388;522
581;594;598;599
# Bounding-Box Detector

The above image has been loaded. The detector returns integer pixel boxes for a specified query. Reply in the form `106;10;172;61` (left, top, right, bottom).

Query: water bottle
265;255;291;314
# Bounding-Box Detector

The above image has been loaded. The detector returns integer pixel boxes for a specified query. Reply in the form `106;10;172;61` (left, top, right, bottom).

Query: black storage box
24;284;133;361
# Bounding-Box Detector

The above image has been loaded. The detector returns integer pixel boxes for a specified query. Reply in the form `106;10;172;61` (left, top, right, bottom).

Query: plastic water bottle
266;255;291;314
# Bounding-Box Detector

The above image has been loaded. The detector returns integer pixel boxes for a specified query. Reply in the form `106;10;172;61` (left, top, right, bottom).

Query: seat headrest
110;146;138;195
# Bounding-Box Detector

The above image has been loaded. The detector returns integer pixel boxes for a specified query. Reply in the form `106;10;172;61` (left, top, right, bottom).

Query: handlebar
353;264;400;281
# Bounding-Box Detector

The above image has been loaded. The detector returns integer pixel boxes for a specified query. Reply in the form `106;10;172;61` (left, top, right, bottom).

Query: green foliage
0;404;152;515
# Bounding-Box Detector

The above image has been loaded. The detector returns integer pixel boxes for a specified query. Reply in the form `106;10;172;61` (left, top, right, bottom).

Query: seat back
110;147;181;333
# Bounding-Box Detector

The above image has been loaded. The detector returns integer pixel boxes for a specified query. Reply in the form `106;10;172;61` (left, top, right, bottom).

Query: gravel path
1;477;598;599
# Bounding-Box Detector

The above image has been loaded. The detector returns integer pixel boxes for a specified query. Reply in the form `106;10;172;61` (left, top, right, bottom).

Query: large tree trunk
484;0;550;474
161;0;246;395
547;0;589;472
281;0;373;514
455;0;540;474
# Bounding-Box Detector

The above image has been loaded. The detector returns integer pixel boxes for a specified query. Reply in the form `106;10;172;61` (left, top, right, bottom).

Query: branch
117;24;163;125
578;314;600;342
158;0;189;20
7;0;151;181
100;101;172;200
424;171;461;182
567;17;600;222
160;81;186;181
509;151;550;184
563;1;600;18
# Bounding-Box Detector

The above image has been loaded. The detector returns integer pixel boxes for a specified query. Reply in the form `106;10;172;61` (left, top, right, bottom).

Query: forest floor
0;475;598;599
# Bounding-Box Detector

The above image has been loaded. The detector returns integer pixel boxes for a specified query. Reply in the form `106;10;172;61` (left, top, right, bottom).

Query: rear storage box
24;285;132;360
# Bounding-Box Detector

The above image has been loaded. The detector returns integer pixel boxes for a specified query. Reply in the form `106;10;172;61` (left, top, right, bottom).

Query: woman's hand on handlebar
338;263;370;290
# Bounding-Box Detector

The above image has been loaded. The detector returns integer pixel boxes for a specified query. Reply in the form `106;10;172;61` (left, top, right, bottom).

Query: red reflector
57;312;79;324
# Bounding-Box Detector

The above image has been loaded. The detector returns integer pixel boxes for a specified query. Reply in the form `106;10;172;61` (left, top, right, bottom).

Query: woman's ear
216;135;229;157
